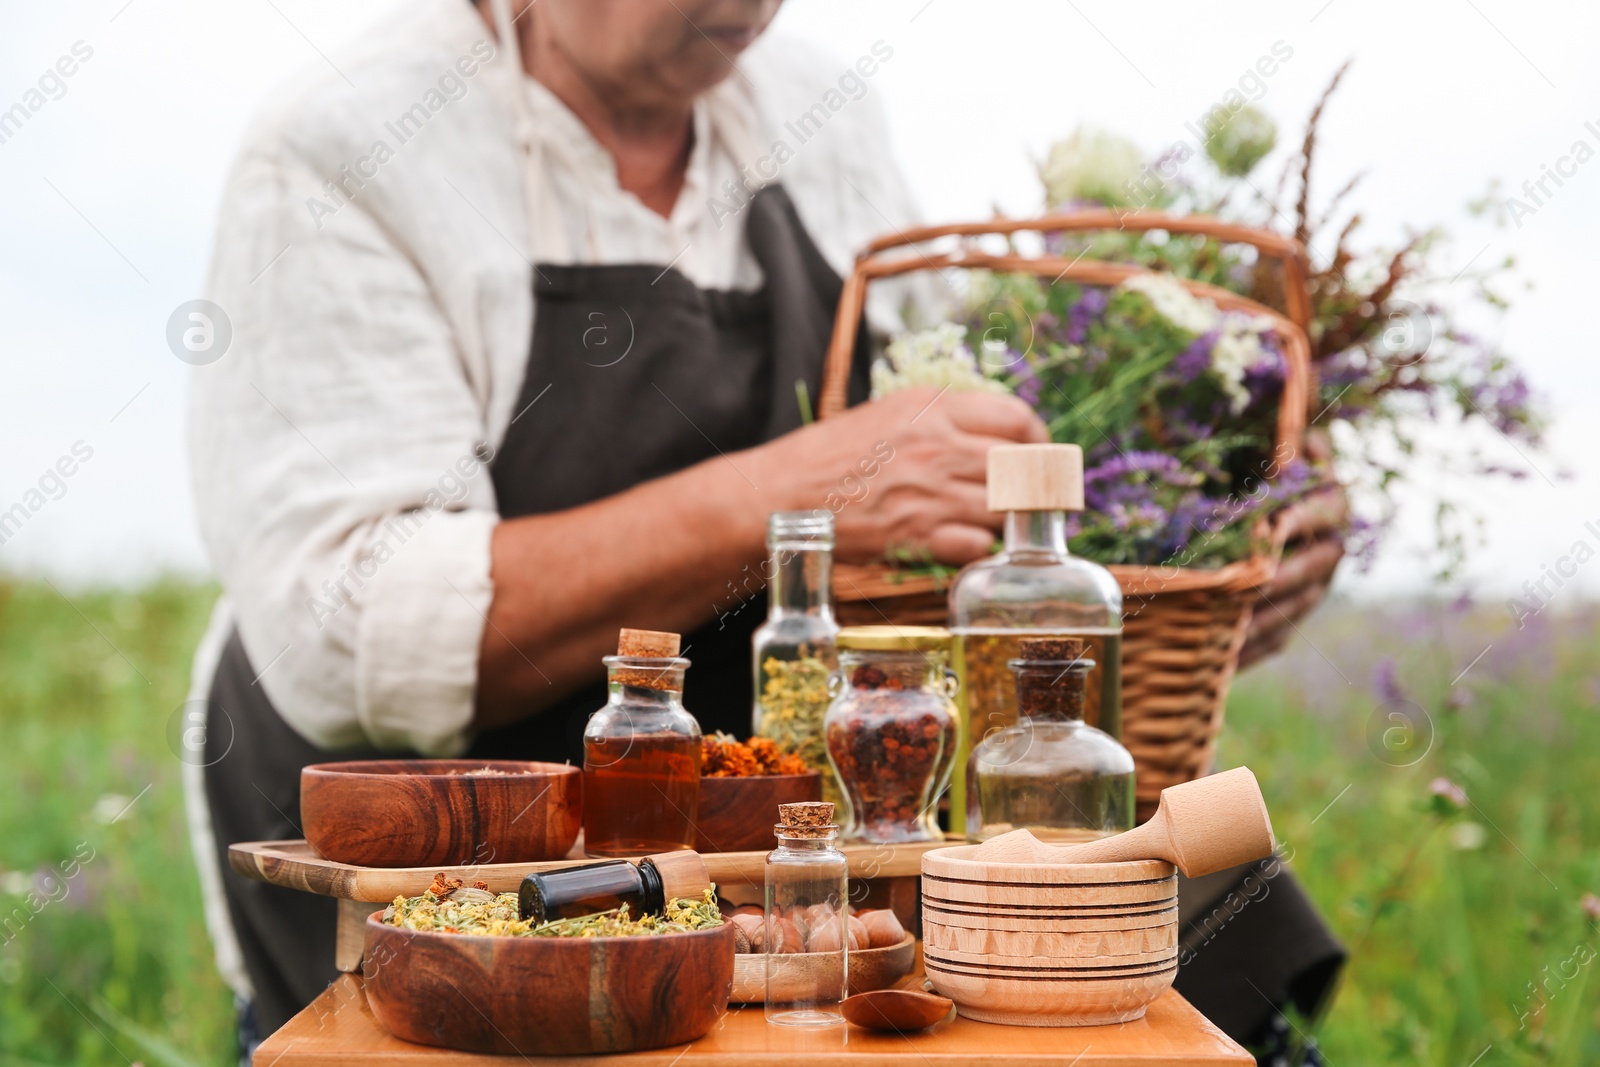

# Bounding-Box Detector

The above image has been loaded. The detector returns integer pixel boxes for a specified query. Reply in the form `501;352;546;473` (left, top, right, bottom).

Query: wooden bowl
921;845;1177;1027
729;932;916;1002
363;912;734;1054
302;760;580;868
694;772;822;853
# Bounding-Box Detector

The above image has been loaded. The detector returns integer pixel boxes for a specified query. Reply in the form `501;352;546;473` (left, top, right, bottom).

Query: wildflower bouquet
873;63;1545;577
876;271;1305;568
1054;67;1544;575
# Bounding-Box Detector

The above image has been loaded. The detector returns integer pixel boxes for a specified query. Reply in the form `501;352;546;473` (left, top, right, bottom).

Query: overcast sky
2;0;1596;614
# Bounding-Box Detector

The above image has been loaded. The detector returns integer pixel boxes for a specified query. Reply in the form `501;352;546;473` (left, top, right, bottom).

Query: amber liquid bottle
582;629;703;858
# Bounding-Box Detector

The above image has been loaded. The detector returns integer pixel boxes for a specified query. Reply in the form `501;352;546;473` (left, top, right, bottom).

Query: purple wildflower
1174;330;1218;379
1373;657;1407;706
1065;288;1109;345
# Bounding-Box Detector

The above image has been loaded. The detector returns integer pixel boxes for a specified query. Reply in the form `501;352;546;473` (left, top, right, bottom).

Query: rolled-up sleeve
189;105;499;756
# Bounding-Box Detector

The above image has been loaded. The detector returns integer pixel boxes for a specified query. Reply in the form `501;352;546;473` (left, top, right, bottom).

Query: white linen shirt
184;0;925;997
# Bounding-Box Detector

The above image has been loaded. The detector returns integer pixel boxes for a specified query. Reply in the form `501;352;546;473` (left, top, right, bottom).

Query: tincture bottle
518;851;711;923
969;637;1134;842
583;628;702;857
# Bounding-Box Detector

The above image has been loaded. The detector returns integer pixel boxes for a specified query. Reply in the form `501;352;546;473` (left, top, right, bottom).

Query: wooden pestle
972;767;1276;877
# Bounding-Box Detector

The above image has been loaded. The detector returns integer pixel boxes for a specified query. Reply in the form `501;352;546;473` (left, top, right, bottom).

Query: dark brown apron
204;183;869;1036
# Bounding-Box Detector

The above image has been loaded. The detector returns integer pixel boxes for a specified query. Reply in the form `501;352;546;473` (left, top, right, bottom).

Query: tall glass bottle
948;444;1123;834
764;802;847;1028
968;637;1134;842
752;511;838;785
583;629;702;858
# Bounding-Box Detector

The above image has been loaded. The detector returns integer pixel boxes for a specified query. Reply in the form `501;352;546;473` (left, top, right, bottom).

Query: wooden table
257;973;1250;1066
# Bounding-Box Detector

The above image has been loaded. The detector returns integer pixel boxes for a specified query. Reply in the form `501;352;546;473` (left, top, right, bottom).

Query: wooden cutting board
230;838;954;901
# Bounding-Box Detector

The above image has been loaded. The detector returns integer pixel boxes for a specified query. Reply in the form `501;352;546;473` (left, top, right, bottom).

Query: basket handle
817;212;1312;465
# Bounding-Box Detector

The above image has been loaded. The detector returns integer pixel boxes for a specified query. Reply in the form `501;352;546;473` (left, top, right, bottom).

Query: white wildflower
0;871;31;896
1120;273;1221;334
1039;127;1144;208
1210;321;1264;414
872;323;1011;400
92;793;132;825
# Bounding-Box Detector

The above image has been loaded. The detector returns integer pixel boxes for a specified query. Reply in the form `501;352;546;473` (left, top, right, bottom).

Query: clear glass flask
752;511;839;784
948;443;1123;835
968;637;1135;842
765;802;848;1028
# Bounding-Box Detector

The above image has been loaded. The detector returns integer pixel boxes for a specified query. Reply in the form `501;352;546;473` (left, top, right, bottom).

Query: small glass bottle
969;637;1134;842
583;629;702;858
823;627;959;843
751;511;839;786
765;802;848;1028
518;851;711;923
948;443;1123;834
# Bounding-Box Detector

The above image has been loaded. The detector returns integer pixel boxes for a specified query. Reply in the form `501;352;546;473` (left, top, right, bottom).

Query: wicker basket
819;211;1315;820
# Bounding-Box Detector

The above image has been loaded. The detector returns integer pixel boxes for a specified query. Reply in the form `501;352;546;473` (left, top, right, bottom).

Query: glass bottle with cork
968;636;1134;842
583;628;702;858
751;510;839;787
948;443;1123;835
764;802;848;1028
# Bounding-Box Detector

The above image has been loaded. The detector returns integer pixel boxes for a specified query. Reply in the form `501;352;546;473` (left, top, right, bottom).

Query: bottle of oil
969;637;1134;842
948;444;1123;837
583;629;702;857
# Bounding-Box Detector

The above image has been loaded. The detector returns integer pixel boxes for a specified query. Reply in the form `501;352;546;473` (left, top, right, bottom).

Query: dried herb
825;674;954;842
754;653;833;774
701;732;808;778
384;885;724;938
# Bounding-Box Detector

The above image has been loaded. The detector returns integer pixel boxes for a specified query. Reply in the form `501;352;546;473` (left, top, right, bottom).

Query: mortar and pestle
920;767;1276;1027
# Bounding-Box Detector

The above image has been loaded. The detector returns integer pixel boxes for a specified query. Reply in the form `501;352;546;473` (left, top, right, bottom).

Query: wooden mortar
921;847;1177;1027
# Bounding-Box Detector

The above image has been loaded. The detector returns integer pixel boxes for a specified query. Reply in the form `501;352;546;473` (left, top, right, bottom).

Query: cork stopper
987;444;1084;512
611;629;685;690
642;850;711;903
775;801;838;839
618;629;681;657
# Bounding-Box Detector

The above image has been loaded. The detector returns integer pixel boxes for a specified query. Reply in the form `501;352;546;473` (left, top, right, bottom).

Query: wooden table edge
255;973;1252;1067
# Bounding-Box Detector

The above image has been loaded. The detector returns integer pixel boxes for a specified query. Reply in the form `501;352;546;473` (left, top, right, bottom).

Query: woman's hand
749;387;1050;566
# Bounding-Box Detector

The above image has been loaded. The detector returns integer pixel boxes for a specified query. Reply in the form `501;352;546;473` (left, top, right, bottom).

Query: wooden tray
230;838;955;902
254;972;1251;1065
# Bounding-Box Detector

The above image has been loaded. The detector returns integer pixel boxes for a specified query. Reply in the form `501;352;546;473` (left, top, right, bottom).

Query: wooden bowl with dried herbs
694;734;822;853
363;881;733;1055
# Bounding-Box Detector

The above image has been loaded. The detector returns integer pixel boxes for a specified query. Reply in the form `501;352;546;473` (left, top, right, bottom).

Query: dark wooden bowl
694;772;822;853
301;760;580;868
363;912;734;1054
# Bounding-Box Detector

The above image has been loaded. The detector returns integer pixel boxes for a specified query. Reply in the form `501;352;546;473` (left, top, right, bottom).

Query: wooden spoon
973;766;1275;878
841;989;954;1032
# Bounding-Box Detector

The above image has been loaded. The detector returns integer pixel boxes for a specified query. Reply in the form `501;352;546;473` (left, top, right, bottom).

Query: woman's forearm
472;450;772;728
472;387;1050;729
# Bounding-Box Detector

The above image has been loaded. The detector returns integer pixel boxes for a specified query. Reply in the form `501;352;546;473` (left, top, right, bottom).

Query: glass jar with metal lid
823;626;960;843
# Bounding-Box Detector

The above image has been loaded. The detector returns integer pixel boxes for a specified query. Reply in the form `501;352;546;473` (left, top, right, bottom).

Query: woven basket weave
819;211;1315;821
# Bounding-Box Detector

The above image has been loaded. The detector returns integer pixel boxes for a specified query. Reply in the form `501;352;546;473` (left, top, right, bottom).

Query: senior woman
184;0;1043;1045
